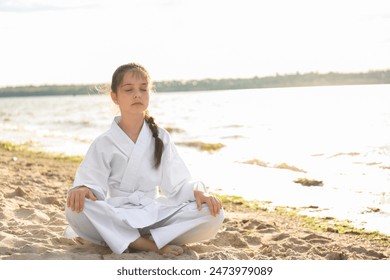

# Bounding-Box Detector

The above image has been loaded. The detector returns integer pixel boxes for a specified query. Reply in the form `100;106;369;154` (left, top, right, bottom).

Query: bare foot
128;236;184;256
159;245;184;256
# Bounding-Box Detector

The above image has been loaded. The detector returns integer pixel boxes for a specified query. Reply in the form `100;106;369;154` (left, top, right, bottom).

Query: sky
0;0;389;87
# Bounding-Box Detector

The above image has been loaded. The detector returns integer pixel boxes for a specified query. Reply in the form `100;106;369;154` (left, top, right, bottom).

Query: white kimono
65;116;224;254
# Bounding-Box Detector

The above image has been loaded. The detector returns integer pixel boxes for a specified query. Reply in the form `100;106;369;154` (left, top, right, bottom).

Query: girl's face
111;71;150;117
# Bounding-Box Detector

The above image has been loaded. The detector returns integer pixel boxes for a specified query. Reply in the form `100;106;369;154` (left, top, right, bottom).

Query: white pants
65;200;224;254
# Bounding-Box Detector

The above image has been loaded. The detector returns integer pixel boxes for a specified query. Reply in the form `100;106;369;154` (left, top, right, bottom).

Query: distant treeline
155;70;390;92
1;70;389;97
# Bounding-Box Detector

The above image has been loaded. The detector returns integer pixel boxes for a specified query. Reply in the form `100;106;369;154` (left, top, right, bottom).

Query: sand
1;143;389;260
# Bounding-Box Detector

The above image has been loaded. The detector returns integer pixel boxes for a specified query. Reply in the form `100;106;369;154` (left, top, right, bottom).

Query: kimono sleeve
159;138;197;204
71;139;110;200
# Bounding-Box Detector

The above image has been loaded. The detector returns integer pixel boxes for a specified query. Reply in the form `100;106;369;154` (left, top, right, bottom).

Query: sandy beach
1;142;389;260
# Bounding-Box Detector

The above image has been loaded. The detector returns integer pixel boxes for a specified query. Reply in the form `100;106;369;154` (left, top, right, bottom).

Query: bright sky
0;0;389;87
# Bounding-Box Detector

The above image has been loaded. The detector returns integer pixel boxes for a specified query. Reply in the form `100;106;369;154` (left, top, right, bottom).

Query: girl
65;63;224;256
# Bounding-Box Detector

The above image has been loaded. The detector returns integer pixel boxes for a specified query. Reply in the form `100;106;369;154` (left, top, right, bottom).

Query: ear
111;91;118;105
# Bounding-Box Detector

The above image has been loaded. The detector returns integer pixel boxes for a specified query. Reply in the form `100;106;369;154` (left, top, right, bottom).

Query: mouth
132;102;143;106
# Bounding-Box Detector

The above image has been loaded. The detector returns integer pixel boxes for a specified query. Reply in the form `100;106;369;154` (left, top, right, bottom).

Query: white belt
106;191;154;207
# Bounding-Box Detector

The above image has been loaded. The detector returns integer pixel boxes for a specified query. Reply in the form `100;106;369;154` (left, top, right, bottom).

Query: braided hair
145;114;164;168
111;62;164;168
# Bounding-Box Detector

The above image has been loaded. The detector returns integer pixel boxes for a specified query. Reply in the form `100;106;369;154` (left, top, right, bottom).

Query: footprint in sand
325;251;348;260
5;187;28;198
255;222;278;234
244;219;277;232
269;233;290;241
243;235;262;246
345;245;387;259
302;233;332;244
212;231;249;248
40;196;63;207
15;208;50;222
282;237;311;254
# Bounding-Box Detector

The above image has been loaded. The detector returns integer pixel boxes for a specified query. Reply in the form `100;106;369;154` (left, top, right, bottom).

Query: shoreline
1;71;390;98
1;141;389;260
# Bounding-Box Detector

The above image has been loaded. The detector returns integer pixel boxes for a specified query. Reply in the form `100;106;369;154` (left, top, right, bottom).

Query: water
1;84;390;235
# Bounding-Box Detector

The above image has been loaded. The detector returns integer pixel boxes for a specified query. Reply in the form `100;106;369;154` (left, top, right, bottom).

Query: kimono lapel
119;119;152;190
110;116;134;155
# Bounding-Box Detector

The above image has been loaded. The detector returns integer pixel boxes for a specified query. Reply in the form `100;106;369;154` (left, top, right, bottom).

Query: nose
133;89;141;98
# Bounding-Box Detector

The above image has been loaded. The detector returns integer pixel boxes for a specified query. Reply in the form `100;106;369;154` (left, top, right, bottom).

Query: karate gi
65;116;224;254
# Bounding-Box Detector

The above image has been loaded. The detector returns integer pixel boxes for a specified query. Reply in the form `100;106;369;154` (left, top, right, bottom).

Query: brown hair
111;63;163;168
110;62;153;93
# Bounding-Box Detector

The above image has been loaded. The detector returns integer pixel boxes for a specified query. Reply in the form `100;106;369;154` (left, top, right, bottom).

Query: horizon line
1;68;390;89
